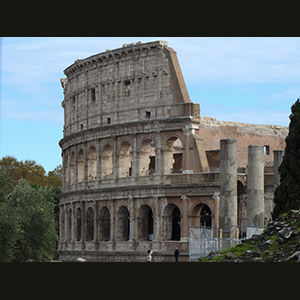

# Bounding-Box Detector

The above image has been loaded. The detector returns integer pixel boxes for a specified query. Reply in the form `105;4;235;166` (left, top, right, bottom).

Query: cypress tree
273;98;300;219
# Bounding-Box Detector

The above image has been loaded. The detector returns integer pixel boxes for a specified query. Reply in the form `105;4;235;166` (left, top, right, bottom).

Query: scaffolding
189;226;265;262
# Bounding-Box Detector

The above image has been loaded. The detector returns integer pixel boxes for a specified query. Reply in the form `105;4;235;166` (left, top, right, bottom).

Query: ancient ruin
58;40;288;261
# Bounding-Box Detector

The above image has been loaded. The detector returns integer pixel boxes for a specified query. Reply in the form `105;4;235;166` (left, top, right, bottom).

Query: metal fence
189;226;265;262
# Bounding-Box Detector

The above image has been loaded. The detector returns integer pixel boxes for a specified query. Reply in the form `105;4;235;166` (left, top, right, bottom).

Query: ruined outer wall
200;117;288;168
61;41;198;138
58;41;211;261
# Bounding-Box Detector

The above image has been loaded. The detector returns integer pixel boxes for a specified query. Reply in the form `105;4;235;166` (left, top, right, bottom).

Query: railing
189;225;265;262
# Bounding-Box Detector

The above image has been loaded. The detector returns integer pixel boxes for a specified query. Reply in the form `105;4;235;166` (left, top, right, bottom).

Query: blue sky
1;37;300;172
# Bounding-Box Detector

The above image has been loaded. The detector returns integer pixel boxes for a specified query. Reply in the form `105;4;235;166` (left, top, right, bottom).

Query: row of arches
62;202;212;243
65;136;184;185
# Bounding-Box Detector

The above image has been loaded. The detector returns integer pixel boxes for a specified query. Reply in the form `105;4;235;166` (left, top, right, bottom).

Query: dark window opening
200;205;212;228
72;95;76;110
76;208;82;241
171;207;181;241
129;166;132;177
107;117;111;124
148;156;155;174
264;145;270;155
91;88;96;101
172;153;183;173
146;111;151;118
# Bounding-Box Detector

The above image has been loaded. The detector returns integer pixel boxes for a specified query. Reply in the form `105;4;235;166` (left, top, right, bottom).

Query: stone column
273;150;284;190
181;195;189;242
247;145;264;227
219;139;237;233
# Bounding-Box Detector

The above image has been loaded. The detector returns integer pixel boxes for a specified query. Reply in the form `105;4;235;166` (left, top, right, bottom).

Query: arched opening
60;208;65;241
67;208;72;242
139;139;156;176
116;206;130;241
88;146;97;180
70;151;75;185
119;142;132;178
86;207;94;241
164;137;183;174
138;205;154;240
200;205;212;228
77;149;84;182
76;207;82;241
63;153;68;186
101;144;113;178
99;206;110;241
190;203;212;228
162;204;181;241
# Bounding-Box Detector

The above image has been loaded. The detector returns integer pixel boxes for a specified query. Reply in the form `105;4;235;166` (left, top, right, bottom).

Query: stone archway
139;139;156;176
190;203;212;228
88;146;97;180
99;206;110;241
164;137;184;174
76;207;82;241
138;205;154;240
162;204;181;241
86;207;94;241
116;206;130;241
119;142;132;178
101;144;113;178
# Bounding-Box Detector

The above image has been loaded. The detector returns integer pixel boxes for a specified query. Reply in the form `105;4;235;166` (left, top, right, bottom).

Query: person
147;249;153;262
174;247;179;262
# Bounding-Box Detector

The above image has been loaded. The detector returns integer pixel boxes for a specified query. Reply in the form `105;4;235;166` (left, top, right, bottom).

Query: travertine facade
58;40;288;261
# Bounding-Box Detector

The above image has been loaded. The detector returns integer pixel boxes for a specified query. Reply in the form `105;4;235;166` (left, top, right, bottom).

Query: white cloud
2;37;300;127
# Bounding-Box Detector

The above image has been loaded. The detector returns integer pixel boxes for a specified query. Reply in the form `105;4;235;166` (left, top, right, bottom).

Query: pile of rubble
199;209;300;262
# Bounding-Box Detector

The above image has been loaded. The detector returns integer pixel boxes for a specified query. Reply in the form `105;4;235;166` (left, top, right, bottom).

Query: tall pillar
247;145;264;227
219;139;237;232
181;195;189;242
273;150;284;190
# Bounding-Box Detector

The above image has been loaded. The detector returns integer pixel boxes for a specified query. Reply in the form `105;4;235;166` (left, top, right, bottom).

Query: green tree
0;168;18;261
273;98;300;219
0;156;46;186
0;156;62;190
0;171;58;262
46;164;62;189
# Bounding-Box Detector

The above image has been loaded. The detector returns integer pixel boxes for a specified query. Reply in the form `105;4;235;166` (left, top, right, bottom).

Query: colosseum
58;40;288;261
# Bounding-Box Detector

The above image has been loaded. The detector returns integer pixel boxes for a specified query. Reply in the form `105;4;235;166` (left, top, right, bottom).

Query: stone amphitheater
58;40;288;261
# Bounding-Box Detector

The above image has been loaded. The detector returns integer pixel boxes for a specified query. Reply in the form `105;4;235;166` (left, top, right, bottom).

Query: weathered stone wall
200;116;288;169
61;41;198;137
59;41;213;261
58;40;288;261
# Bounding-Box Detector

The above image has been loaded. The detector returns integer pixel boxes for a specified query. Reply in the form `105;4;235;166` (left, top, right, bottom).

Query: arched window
101;144;113;178
200;205;212;228
139;139;156;176
116;206;130;241
138;205;154;240
77;149;84;182
164;137;183;174
99;206;110;241
190;203;212;228
67;208;72;242
86;207;94;241
76;207;82;241
88;146;97;180
70;151;75;185
119;142;132;178
162;204;181;241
